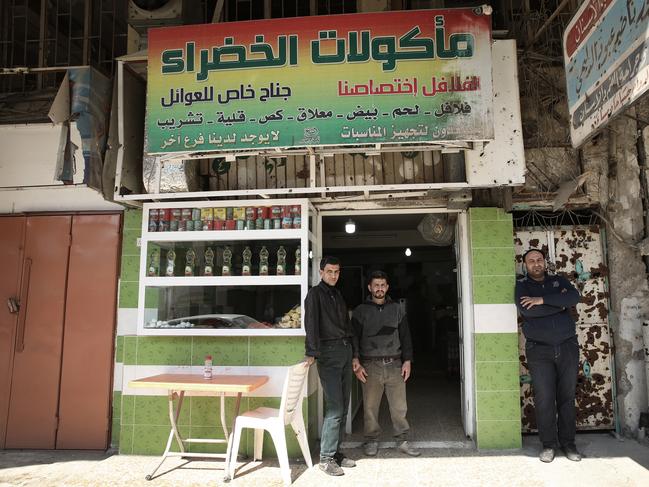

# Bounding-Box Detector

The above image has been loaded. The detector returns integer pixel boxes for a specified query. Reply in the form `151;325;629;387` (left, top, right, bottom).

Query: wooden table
128;373;269;481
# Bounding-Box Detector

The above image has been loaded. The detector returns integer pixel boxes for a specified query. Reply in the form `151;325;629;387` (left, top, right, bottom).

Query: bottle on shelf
242;246;252;276
165;249;176;277
203;247;215;276
222;246;232;276
277;245;287;275
203;355;213;379
294;246;301;275
185;248;196;276
147;249;160;277
259;246;269;276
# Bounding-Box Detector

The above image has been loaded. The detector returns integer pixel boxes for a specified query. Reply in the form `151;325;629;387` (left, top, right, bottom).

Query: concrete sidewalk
1;434;648;487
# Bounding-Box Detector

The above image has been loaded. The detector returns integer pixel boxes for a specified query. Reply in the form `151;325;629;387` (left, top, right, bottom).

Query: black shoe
562;445;582;462
319;458;344;476
539;447;555;463
334;451;356;468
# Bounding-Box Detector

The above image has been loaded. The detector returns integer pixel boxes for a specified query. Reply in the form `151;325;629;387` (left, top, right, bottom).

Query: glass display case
137;198;312;335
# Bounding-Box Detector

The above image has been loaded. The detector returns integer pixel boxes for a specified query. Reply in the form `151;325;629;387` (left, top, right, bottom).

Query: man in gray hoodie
352;270;419;457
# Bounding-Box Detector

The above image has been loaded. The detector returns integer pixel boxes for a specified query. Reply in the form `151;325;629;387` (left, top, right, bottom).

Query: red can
281;206;291;218
224;220;236;230
245;207;257;220
259;207;270;219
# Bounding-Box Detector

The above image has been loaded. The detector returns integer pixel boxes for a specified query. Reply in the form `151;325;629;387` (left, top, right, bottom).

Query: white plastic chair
226;362;313;485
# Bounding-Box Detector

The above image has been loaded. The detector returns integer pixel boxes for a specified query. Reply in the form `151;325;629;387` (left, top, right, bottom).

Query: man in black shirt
304;256;355;476
351;270;419;457
516;249;582;463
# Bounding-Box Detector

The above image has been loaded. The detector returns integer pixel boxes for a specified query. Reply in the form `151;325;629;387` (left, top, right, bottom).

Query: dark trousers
526;336;580;449
317;339;352;461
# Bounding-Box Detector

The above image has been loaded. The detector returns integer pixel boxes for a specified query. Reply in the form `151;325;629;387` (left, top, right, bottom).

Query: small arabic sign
146;8;493;154
564;0;649;147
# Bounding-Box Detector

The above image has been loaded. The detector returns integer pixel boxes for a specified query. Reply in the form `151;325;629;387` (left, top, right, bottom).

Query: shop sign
146;7;493;154
564;0;649;147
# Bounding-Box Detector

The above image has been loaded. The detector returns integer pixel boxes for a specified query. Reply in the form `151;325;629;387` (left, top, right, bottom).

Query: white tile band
473;303;518;333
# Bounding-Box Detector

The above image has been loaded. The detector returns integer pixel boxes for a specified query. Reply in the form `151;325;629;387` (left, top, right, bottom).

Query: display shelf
145;228;303;242
136;198;310;336
140;327;306;337
142;275;303;287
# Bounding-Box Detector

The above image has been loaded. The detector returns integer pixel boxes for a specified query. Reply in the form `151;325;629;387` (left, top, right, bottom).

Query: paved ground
1;433;648;487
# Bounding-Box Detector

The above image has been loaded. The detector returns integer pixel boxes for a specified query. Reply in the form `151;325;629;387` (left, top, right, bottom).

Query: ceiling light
405;247;412;257
345;219;356;234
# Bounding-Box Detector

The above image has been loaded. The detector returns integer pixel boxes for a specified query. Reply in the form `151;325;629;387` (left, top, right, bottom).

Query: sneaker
539;447;555;463
363;441;379;456
334;451;356;468
397;440;421;457
319;458;344;476
562;445;582;462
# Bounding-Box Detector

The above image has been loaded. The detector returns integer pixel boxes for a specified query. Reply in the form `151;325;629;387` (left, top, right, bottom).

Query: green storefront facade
111;206;521;455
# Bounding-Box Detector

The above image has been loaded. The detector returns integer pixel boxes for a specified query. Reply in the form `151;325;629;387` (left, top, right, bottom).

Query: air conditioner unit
128;0;200;34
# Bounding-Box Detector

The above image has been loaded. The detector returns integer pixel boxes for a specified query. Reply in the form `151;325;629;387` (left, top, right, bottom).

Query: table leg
145;390;186;480
223;392;243;482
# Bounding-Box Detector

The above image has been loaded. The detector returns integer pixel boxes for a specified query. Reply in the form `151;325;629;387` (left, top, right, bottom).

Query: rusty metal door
0;217;26;448
56;214;121;449
5;216;72;448
514;226;615;431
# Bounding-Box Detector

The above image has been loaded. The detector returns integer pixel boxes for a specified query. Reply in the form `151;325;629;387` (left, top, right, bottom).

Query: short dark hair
320;255;341;270
367;270;389;285
522;248;545;263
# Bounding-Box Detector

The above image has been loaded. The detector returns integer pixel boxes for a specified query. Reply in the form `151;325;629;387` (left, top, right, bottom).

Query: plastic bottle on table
203;355;213;379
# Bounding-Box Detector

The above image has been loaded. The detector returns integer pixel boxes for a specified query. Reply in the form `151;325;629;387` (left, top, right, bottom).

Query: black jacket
515;273;581;345
304;280;352;358
351;296;413;362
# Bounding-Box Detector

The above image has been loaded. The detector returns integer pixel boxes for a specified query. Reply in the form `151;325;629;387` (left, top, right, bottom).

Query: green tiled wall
470;207;515;305
470;207;521;450
113;208;311;456
118;395;308;457
111;391;121;449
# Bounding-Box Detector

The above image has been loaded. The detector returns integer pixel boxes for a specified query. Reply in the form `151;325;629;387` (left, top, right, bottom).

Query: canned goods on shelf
213;208;226;220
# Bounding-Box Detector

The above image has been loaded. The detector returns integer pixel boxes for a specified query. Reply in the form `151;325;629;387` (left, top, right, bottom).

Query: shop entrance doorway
319;210;472;445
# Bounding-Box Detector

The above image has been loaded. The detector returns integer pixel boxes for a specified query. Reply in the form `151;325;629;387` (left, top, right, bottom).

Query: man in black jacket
304;256;355;476
351;270;419;457
516;249;582;463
